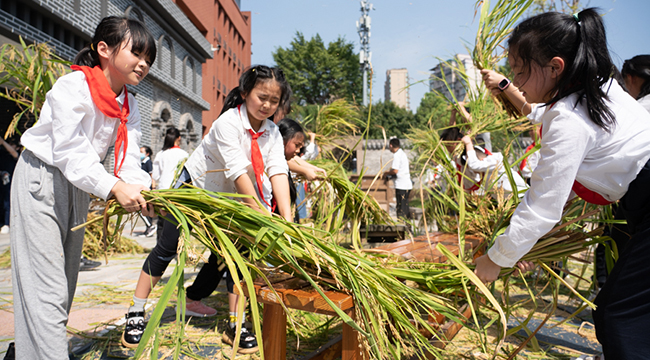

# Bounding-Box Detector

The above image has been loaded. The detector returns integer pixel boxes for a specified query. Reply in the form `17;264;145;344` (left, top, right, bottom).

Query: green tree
362;101;416;139
414;92;451;131
273;32;362;105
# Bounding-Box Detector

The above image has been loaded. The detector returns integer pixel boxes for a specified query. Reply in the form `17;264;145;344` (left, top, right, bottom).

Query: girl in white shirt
152;127;188;190
460;135;528;197
473;9;650;359
11;16;155;358
122;65;291;354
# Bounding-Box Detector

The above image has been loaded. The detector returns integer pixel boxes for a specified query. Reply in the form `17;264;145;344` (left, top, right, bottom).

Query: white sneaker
144;224;157;237
0;225;9;234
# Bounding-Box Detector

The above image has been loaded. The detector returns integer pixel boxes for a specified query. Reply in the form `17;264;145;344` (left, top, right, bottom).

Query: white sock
229;311;246;328
129;295;147;314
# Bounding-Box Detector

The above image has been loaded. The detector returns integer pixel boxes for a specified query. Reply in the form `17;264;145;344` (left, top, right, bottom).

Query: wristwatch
498;78;511;91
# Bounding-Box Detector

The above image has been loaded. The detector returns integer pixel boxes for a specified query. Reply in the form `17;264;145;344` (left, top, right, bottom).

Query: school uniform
12;70;150;359
184;104;287;207
145;103;287;284
152;147;189;190
484;79;650;358
638;93;650;113
464;148;528;197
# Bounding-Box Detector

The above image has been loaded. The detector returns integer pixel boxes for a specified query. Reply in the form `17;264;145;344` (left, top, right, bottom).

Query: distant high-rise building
429;54;480;102
384;68;409;110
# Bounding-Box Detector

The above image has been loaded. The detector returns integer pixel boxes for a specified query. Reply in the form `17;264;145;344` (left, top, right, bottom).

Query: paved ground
0;220;196;357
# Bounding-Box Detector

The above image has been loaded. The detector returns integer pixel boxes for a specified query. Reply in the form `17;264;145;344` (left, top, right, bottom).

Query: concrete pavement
0;221;196;357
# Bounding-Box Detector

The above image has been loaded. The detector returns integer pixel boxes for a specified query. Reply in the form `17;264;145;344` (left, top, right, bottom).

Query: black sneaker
3;342;14;360
121;311;145;348
79;256;101;271
221;323;258;354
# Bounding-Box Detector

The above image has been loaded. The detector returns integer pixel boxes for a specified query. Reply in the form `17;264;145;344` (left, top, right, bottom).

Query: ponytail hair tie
90;43;95;51
572;13;581;26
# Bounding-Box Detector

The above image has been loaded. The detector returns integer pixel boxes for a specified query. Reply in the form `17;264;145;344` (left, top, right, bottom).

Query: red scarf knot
248;128;272;208
71;65;130;178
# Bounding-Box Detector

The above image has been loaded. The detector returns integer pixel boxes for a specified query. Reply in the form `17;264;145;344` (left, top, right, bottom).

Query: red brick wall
172;0;252;135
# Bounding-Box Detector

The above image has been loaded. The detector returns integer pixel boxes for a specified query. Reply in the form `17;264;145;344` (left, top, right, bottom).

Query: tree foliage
414;92;451;131
273;32;362;106
361;101;415;139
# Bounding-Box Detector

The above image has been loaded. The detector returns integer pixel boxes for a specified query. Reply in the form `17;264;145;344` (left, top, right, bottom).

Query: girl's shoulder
50;70;89;95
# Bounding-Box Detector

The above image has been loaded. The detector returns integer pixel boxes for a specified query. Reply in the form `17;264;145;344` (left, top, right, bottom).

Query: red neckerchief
239;105;273;209
71;65;130;178
541;103;612;205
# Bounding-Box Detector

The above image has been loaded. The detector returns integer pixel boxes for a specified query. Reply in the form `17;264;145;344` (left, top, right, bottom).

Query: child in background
11;16;155;358
460;135;528;197
152;127;188;190
151;127;188;239
139;145;156;236
140;145;153;175
472;9;650;359
621;55;650;112
439;127;482;193
122;65;291;354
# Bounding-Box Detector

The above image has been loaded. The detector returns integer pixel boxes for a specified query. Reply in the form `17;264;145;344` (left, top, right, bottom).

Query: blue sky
242;0;650;113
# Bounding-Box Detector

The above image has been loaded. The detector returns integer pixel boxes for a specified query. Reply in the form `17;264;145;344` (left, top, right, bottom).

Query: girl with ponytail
12;16;155;357
473;9;650;358
124;65;292;354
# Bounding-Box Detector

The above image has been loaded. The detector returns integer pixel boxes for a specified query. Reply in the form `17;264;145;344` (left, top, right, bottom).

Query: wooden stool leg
262;303;287;359
342;309;366;360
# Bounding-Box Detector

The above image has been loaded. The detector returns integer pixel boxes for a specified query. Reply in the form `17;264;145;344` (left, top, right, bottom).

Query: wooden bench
235;274;366;359
237;232;484;359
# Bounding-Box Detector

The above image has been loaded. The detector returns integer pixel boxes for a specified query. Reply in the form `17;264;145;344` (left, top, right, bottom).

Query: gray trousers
10;150;90;359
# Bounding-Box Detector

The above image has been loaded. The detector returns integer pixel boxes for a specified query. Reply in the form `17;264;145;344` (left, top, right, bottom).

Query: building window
183;56;196;93
158;35;175;79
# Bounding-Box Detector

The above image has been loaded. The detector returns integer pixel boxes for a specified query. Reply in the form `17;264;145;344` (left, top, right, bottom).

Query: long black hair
220;65;290;116
508;8;616;131
162;127;181;151
276;118;304;208
622;55;650;100
74;16;156;68
277;118;305;146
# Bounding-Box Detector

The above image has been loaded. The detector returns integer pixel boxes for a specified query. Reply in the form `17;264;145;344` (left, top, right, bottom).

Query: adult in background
384;138;412;219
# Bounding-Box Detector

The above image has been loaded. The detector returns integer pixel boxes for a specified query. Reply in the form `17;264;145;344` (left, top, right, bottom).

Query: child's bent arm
480;69;532;115
270;173;291;221
289;157;326;181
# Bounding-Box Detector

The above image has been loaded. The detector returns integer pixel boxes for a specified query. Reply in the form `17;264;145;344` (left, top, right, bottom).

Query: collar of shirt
238;103;271;135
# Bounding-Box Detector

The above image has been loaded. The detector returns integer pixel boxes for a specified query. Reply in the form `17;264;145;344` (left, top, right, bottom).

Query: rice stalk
0;36;70;138
472;0;534;118
76;188;473;359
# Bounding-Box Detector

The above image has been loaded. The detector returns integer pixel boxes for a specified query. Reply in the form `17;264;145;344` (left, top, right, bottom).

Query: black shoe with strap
221;323;258;354
121;311;145;348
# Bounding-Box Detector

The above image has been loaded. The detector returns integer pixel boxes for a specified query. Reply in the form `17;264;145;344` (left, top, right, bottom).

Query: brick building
0;0;251;167
173;0;251;134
